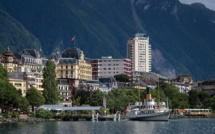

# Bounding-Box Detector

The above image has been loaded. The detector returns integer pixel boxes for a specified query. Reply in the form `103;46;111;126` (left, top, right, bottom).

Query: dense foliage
0;64;29;113
26;87;45;111
114;74;129;82
36;109;55;119
42;59;59;104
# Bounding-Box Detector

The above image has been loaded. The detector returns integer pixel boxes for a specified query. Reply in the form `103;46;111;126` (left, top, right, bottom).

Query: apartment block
127;33;151;72
90;56;131;80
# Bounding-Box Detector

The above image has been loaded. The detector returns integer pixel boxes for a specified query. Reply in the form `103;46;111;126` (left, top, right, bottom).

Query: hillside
0;7;41;54
0;0;215;80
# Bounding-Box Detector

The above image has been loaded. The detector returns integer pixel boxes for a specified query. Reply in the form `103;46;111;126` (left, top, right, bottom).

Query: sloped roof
62;47;82;59
143;79;156;85
59;58;78;65
134;80;148;87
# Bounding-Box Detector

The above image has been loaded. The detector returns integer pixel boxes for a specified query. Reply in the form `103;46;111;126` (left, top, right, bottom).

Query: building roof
134;80;148;87
37;105;102;111
49;48;62;61
14;53;21;60
59;58;78;65
84;57;91;64
9;72;24;80
3;48;14;56
20;49;41;58
143;79;156;85
62;47;82;59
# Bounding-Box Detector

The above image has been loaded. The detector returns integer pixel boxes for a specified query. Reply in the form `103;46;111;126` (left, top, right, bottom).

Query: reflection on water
0;119;215;134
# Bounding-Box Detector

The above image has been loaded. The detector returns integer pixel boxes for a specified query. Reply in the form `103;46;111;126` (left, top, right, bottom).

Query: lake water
0;119;214;134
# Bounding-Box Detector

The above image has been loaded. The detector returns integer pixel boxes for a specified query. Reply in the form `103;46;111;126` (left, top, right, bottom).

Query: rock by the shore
0;117;55;124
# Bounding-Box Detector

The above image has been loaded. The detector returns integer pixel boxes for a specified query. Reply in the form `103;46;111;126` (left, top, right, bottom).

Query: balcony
125;61;131;64
125;65;131;68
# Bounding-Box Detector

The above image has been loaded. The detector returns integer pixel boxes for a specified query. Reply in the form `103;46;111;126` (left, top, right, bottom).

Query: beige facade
9;78;27;96
34;73;44;92
78;52;92;80
127;33;151;72
56;52;92;80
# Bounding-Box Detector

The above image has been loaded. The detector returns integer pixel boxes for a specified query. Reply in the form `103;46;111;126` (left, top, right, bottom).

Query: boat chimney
146;87;151;99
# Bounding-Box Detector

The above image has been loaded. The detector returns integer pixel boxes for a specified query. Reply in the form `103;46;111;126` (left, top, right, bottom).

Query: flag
103;97;106;109
71;36;75;41
124;104;130;114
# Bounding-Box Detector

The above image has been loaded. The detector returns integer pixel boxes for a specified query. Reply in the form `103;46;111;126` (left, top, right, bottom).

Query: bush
28;112;35;117
71;110;77;115
4;113;10;119
11;112;20;118
58;112;65;119
98;110;105;115
78;113;83;118
36;109;54;119
63;114;70;121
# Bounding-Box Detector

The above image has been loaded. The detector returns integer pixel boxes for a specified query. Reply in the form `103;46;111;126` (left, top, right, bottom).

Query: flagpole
74;36;75;48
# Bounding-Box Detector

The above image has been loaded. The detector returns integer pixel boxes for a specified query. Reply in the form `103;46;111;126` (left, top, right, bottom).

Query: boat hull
127;112;169;121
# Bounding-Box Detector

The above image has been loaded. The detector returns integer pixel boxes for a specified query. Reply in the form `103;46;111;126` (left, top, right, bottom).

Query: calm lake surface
0;119;214;134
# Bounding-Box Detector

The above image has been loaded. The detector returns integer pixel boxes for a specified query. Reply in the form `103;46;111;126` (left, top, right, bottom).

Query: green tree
87;90;104;106
72;96;81;106
74;90;91;105
208;96;215;111
18;97;29;112
188;90;200;108
0;80;20;113
42;59;59;104
162;83;189;109
26;87;45;112
198;91;210;108
114;74;129;82
0;64;8;81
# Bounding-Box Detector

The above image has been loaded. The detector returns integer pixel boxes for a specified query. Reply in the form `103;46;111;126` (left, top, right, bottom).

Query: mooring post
114;114;116;121
96;113;99;122
92;114;94;122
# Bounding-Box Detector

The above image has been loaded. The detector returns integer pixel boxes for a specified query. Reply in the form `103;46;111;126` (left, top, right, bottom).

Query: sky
179;0;215;11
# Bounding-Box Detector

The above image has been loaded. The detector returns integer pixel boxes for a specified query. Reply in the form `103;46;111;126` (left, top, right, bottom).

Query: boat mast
139;81;140;105
158;76;160;112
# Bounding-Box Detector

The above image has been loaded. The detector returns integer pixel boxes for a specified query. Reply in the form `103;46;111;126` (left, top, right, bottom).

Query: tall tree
26;87;45;112
0;80;20;113
208;96;215;111
0;64;8;81
188;90;200;108
42;59;59;104
198;91;210;108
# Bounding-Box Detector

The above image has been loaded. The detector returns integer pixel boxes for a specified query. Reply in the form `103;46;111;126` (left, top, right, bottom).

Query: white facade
127;33;151;72
91;56;131;80
171;82;190;94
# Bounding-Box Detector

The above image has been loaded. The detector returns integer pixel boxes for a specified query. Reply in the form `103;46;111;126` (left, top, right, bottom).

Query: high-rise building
127;33;151;72
90;56;131;80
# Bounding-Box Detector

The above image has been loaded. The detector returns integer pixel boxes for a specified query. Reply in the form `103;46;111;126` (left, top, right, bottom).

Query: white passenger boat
126;87;169;121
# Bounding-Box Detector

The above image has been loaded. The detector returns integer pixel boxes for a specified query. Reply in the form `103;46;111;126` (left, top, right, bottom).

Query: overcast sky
180;0;215;10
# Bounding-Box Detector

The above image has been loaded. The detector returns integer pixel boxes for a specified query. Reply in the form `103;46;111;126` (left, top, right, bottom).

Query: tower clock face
8;57;13;62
